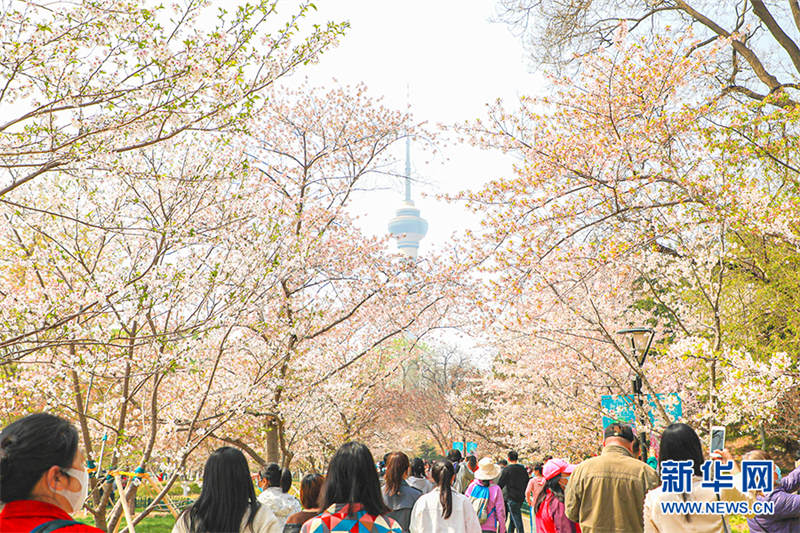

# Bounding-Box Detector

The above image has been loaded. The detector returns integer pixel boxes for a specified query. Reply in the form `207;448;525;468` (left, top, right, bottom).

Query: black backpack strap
30;519;81;533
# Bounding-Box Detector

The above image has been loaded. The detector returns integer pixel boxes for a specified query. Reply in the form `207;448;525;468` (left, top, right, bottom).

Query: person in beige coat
172;447;279;533
643;423;747;533
565;424;659;533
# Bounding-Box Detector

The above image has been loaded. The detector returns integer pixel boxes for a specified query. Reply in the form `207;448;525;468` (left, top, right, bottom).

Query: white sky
293;0;546;253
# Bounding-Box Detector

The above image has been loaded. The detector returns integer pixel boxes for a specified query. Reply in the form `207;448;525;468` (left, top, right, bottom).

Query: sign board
600;393;682;429
452;441;478;455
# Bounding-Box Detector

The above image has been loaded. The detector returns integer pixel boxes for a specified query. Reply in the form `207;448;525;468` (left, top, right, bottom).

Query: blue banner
600;393;682;428
452;441;478;455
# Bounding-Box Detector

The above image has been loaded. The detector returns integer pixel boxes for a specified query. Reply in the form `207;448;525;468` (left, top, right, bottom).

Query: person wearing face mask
0;413;102;533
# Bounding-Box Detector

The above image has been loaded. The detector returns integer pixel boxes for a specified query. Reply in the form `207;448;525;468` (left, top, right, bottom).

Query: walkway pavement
518;511;534;533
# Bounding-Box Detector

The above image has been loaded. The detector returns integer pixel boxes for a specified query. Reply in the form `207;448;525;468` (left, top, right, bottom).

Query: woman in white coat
643;423;746;533
410;460;481;533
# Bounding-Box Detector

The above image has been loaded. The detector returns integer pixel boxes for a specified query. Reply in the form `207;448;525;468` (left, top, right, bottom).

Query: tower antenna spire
405;136;412;202
388;86;428;260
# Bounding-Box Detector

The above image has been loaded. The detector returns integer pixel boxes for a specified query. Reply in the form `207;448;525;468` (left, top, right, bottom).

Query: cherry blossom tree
202;84;467;469
0;0;346;355
0;72;463;529
0;2;466;528
496;0;800;105
459;31;800;456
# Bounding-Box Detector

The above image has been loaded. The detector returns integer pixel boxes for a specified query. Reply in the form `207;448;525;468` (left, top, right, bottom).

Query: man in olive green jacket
454;455;476;493
565;424;660;533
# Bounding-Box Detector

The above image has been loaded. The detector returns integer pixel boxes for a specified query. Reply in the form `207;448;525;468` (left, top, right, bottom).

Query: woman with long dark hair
382;452;423;532
643;423;746;533
258;463;301;530
173;447;278;533
534;459;577;533
0;413;103;532
409;460;481;532
301;442;402;533
283;474;324;533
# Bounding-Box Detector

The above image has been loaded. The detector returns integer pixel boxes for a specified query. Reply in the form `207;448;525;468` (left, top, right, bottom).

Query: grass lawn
78;513;176;532
729;515;748;532
517;510;749;533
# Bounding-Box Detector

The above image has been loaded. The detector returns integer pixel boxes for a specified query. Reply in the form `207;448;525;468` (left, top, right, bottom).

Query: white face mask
53;467;89;513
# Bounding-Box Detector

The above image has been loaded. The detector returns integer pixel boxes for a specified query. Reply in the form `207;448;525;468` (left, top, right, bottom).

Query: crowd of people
1;413;800;532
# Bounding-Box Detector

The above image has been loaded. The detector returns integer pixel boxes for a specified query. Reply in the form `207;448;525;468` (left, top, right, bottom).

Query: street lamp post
617;327;655;460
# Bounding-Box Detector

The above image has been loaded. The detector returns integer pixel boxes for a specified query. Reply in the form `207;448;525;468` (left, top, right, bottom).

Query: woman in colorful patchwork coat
301;442;402;533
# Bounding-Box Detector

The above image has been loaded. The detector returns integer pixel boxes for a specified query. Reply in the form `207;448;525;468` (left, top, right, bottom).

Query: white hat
474;457;501;481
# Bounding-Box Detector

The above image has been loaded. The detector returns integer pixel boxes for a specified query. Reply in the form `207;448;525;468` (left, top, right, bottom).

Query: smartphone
710;426;726;454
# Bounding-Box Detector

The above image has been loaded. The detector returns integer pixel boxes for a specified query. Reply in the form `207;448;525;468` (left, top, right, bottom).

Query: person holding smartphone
709;426;726;460
643;423;746;533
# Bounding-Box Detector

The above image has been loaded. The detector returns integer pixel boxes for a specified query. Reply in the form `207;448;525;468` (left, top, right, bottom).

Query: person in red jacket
0;413;102;533
535;459;579;533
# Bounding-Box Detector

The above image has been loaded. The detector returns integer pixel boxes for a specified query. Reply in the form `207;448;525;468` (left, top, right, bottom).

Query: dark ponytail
431;460;454;519
0;413;79;502
280;467;292;493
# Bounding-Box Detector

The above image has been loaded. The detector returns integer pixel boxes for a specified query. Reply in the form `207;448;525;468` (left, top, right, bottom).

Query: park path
519;510;535;533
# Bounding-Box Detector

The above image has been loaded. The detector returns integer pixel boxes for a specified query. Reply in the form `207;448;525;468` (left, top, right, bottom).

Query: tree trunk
708;359;717;433
279;419;292;468
266;417;280;464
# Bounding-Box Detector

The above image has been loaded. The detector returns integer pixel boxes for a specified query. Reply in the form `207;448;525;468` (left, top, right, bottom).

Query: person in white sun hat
464;458;506;533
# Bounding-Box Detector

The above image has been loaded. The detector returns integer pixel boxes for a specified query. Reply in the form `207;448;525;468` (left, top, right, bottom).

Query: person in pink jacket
465;458;506;533
535;459;578;533
525;462;545;508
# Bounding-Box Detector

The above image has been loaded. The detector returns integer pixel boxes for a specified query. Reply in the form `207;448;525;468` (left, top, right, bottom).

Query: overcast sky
293;0;545;253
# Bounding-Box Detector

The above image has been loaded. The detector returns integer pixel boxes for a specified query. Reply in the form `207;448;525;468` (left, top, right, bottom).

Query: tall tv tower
388;137;428;259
